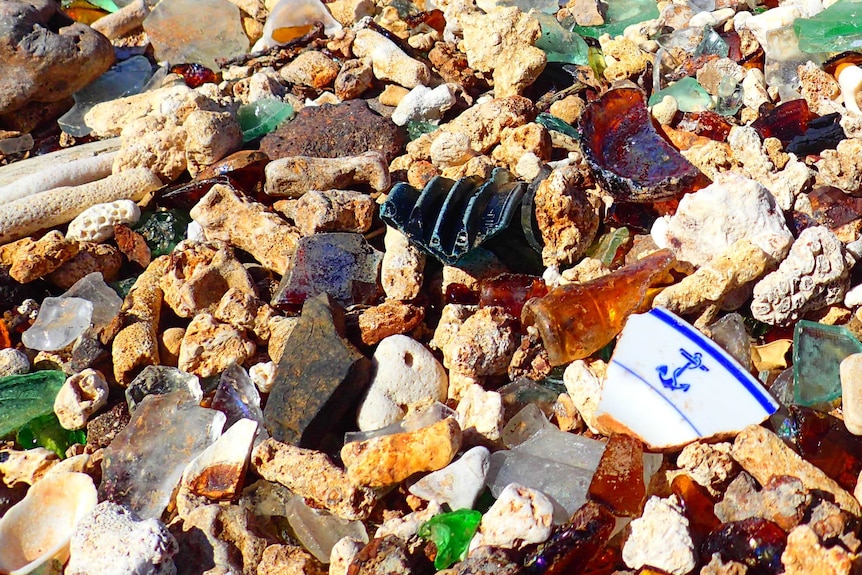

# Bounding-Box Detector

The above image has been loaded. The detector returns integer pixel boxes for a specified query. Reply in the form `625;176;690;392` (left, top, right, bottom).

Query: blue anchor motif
656;348;709;392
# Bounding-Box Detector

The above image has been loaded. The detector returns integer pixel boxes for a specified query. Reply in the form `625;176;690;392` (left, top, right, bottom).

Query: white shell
65;199;141;242
0;472;98;575
837;64;862;117
255;0;342;51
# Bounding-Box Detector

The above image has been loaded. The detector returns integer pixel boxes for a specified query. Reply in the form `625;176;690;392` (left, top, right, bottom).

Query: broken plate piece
595;307;778;450
380;168;527;265
578;88;711;203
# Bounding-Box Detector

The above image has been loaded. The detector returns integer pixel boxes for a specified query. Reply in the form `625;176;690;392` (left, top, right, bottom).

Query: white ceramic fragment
0;472;98;575
408;446;490;511
595;307;779;450
65;199;141;242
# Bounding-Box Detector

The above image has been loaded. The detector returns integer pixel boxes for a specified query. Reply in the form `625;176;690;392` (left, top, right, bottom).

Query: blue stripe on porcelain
613;361;703;436
651;307;777;414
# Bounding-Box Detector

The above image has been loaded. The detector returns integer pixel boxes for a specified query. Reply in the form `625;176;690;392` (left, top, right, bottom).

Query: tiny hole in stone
404;351;414;368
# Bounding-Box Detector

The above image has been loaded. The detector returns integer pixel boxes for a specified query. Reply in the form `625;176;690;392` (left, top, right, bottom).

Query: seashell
836;63;862;117
254;0;342;51
578;87;711;203
380;167;527;265
0;472;97;575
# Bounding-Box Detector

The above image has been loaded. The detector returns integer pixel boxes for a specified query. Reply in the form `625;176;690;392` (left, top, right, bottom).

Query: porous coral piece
751;226;852;325
177;313;256;378
816;138;862;194
445;307;519;378
533;164;599;266
0;231;79;283
459;7;546;97
274;189;375;235
599;36;653;82
65;200;141;243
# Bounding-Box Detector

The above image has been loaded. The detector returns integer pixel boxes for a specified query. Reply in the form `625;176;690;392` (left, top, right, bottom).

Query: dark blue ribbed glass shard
380;168;527;265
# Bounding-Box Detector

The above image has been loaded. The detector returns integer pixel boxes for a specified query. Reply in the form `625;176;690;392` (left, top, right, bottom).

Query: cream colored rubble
351;28;431;89
381;226;425;301
54;368;109;431
178;313;256;378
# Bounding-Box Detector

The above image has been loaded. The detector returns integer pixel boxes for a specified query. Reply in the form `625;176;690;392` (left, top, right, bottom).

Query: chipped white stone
654;171;793;268
374;501;442;540
249;361;277;394
470;483;554;550
0;348;29;378
381;226;425;301
742;68;771;111
391;84;457;127
563;359;605;434
751;226;851;325
329;537;365;575
357;335;448;431
409;446;490;511
622;495;696;575
53;368;109;431
840;354;862;436
351;28;431;89
456;383;504;443
66;501;178;575
65;199;142;242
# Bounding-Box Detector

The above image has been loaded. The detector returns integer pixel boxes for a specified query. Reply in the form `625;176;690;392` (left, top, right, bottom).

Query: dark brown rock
0;0;115;116
260;99;407;162
85;400;131;454
263;293;372;449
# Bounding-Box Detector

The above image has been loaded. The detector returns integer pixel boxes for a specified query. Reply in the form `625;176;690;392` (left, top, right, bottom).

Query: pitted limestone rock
183;110;244;178
274;189;375;236
0;348;29;378
54;368;109;430
429;132;476;169
178;313;256;378
598;36;653;83
0;230;80;284
65;200;141;243
279;51;340;89
160;241;257;319
381;226;425;301
534;163;599;266
816;138;862;195
351;28;431;89
444;307;519;378
190;183;301;275
459;8;546;97
112;114;188;183
622;495;696;575
213;287;275;345
456;383;504;441
470;483;554;550
264;152;390;198
751;226;852;325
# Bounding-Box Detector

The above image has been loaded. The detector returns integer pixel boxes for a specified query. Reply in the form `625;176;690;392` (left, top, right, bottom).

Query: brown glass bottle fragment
587;434;647;517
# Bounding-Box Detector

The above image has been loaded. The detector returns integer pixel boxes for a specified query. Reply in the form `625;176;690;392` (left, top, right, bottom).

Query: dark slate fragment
263;294;371;449
260;99;407;162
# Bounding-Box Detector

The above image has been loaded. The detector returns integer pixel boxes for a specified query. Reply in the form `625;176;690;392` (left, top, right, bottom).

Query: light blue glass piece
792;320;862;407
21;297;93;351
693;25;729;58
90;0;122;11
648;77;712;112
60;56;153;137
237;99;295;142
571;0;659;39
532;11;590;66
714;75;744;116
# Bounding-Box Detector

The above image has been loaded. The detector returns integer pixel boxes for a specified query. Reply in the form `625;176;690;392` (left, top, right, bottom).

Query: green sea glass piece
0;371;66;438
111;277;138;299
648;77;712;112
693;25;729;58
237;99;295;143
418;509;482;570
133;209;191;257
792;320;862;407
535;113;579;139
532;12;590;65
406;120;437;141
17;413;86;458
794;0;862;54
571;0;660;39
586;227;630;267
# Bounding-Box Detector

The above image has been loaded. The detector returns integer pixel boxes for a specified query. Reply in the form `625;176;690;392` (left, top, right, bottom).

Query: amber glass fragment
676;111;733;142
521;249;676;365
604;202;659;234
823;51;862;77
578;88;710;203
802;186;862;231
781;405;862;492
588;434;647;517
479;274;547;318
196;150;270;197
582;546;626;575
63;1;108;24
445;283;480;306
0;321;11;350
671;474;721;538
522;501;616;575
720;30;744;62
701;518;786;575
751;99;817;145
169;63;219;88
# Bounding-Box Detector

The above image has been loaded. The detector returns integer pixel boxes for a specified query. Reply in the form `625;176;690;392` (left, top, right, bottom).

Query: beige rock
341;417;462;488
459;8;546;97
184;110;243;178
90;0;150;38
161;241;258;319
275;189;375;235
0;231;79;283
445;307;519;378
46;242;123;290
327;0;374;26
258;544;327;575
267;315;300;365
264;152;390;198
178;313;256;378
112;256;170;385
334;59;374;101
599;36;653;82
841;354;862;436
251;438;378;520
53;369;109;431
381;226;425;301
249;361;277;394
159;326;185;368
354;300;424;346
731;424;861;514
491;123;551;172
681;140;737;181
781;525;857;575
565;0;603;25
0;169;162;245
280;51;340;89
563;359;606;434
548;95;586;126
456;383;504;443
471;483;553;550
352;29;431;89
622;495;696;575
676;442;736;494
0;448;57;487
374;501;442;540
651;95;678;125
182;418;258;500
430;132;476;168
799;61;842;116
191;183;301;275
430;303;474;359
112;115;187;183
696;58;745;96
534;164;599;266
816;138;862;194
214;287;275;344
